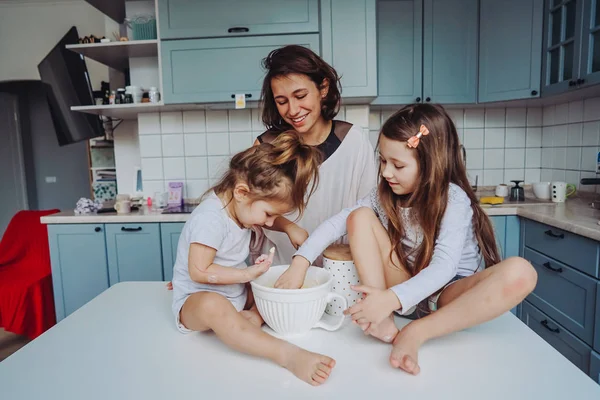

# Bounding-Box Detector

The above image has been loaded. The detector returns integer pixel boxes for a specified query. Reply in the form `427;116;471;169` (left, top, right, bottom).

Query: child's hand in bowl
274;256;310;289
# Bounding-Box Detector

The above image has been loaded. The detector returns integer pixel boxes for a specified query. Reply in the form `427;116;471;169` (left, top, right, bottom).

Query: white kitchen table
1;282;598;399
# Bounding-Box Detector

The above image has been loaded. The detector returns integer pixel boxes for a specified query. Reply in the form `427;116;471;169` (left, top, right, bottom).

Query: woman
251;45;377;287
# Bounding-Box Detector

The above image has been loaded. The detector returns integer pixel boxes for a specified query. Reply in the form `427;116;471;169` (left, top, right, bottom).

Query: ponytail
211;130;321;216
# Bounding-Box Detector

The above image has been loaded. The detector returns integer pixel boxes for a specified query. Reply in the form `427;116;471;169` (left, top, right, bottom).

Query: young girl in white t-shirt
171;132;335;386
282;104;538;376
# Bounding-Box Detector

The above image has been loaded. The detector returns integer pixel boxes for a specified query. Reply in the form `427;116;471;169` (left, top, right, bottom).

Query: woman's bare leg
347;208;411;342
181;292;336;386
390;257;537;375
239;284;264;327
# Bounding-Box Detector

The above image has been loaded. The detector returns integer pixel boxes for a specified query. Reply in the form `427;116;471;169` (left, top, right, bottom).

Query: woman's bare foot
389;324;424;375
281;345;336;386
240;305;264;328
362;315;399;343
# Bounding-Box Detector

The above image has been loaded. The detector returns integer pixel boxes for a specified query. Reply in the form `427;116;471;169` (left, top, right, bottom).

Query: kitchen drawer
158;0;319;40
596;283;600;352
523;219;599;278
523;247;597;346
592;351;600;385
161;34;320;104
521;301;591;374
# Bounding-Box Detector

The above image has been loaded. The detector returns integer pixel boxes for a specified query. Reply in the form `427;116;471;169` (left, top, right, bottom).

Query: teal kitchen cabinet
374;0;477;105
158;0;319;40
48;224;109;322
592;351;600;384
373;0;422;105
478;0;543;102
320;0;377;98
595;283;600;351
161;223;185;282
161;34;320;104
105;223;163;284
542;0;600;96
490;216;521;317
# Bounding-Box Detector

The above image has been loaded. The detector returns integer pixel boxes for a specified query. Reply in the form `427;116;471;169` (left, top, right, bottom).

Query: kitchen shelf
70;102;248;119
66;40;158;71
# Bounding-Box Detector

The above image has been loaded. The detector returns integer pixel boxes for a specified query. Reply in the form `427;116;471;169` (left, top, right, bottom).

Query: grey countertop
41;195;600;242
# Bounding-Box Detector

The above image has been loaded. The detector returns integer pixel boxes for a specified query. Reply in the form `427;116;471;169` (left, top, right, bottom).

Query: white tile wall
368;100;600;191
136;106;370;198
129;100;600;198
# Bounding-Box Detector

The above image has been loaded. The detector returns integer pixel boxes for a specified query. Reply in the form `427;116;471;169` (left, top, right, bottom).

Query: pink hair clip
407;124;430;148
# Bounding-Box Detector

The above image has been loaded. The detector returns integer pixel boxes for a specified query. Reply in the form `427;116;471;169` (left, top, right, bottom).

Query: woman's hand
274;256;310;289
165;281;173;290
284;224;309;249
344;285;401;326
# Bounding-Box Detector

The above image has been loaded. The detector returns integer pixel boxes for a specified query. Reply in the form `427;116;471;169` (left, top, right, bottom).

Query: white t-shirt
171;191;251;317
257;124;377;265
295;183;483;314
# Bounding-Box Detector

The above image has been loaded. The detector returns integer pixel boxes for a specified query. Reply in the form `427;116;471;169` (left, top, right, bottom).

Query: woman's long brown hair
378;104;500;276
211;131;321;217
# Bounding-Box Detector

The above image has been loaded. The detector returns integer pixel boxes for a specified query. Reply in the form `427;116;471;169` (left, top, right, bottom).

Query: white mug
322;244;361;317
551;181;576;203
114;200;131;214
495;184;509;198
532;182;551;200
250;265;347;337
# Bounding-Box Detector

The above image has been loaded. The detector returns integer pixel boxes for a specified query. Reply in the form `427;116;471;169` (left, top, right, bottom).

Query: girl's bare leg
390;257;537;375
239;284;264;327
347;208;411;343
181;292;336;386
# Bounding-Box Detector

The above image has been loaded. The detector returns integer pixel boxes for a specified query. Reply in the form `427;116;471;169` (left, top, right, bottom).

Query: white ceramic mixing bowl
250;265;347;337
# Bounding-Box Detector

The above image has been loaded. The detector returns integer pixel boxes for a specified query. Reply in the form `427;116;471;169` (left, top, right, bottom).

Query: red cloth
0;209;59;340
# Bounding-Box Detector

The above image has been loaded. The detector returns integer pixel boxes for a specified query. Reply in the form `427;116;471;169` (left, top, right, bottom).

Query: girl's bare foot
389;324;424;375
240;305;264;328
281;345;336;386
363;315;399;343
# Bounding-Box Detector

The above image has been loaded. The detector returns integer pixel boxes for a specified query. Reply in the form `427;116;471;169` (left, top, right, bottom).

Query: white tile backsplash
206;133;230;155
484;128;505;148
505;127;526;148
129;99;600;198
139;135;162;158
206;110;229;132
185;157;209;180
183;111;206;133
484;149;505;169
485;108;505;128
160;112;183;134
506;108;526;128
138;113;161;135
526;127;542;147
161;134;184;157
184;134;207;156
141;157;164;180
163;157;186;180
228;109;252;132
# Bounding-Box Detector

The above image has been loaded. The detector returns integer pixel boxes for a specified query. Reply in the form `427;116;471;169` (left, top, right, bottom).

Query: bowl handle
313;292;347;331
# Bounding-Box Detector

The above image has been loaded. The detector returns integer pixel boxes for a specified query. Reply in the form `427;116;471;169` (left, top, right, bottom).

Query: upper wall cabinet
479;0;543;103
320;0;378;98
542;0;600;96
158;0;319;40
161;34;320;104
374;0;478;105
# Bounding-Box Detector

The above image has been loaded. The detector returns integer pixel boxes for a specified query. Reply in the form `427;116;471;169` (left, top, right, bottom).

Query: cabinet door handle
230;93;252;99
542;262;563;273
531;90;538;96
415;97;421;102
577;78;586;85
228;27;249;33
544;229;564;239
121;227;142;232
95;227;102;232
425;97;431;102
541;319;560;333
568;80;577;87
